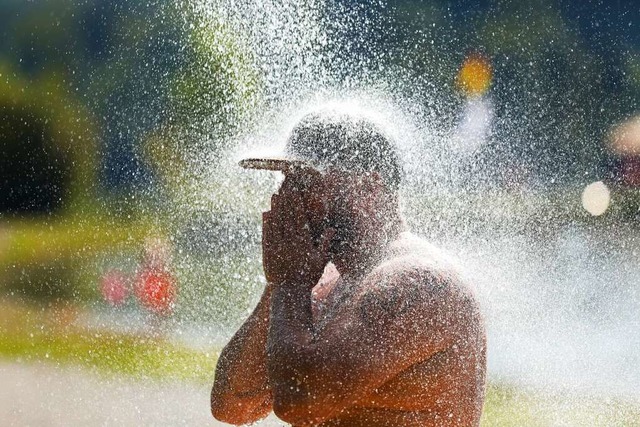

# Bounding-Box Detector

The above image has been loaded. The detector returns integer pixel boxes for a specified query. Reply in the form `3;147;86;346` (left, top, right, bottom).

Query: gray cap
240;109;402;190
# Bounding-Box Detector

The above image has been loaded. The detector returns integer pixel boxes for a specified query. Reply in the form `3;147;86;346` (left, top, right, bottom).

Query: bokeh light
581;181;611;216
456;53;492;97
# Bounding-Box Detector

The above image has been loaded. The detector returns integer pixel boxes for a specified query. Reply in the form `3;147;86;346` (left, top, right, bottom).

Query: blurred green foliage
0;1;261;303
0;300;217;382
0;63;98;214
0;0;261;197
169;11;261;143
0;298;638;425
0;218;153;301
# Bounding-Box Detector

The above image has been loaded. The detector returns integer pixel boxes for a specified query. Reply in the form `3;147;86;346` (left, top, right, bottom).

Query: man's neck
333;215;406;278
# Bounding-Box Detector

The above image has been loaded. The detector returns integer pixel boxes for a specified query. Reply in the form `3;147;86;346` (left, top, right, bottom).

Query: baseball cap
240;108;402;190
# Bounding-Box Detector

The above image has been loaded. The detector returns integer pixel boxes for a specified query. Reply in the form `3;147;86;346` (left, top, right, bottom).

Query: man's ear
358;172;394;207
362;171;385;188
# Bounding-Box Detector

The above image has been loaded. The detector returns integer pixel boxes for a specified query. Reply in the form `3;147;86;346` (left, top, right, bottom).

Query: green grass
1;299;639;426
481;383;640;427
481;384;544;426
0;300;217;382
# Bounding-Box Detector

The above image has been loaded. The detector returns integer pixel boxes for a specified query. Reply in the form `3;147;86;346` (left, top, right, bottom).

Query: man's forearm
269;283;314;348
267;283;346;425
211;286;272;423
267;284;316;399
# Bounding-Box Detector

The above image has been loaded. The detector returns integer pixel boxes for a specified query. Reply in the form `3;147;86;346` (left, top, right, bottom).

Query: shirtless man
211;110;486;426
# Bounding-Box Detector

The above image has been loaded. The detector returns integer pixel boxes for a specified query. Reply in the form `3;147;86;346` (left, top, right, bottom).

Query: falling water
141;0;640;424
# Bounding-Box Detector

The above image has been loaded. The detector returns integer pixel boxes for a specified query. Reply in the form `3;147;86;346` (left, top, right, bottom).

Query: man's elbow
211;388;271;425
210;390;244;425
273;398;314;426
211;406;246;425
272;388;334;426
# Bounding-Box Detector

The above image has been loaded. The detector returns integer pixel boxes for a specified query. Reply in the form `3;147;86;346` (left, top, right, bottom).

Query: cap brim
239;157;312;172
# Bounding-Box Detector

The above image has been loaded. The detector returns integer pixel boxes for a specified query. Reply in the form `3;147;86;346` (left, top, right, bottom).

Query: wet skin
211;169;487;426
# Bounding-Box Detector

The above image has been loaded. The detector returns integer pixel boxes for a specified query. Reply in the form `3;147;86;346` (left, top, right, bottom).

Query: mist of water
159;0;640;423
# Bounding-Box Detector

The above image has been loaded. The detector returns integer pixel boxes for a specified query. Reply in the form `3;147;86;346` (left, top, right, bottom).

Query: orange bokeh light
135;268;177;316
457;54;492;97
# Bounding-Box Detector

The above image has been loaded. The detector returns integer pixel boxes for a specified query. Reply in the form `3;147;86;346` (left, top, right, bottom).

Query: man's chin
328;237;347;259
328;238;357;263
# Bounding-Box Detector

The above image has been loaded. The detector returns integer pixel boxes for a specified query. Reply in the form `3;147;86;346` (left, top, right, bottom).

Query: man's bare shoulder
360;232;478;319
385;232;459;267
372;232;465;287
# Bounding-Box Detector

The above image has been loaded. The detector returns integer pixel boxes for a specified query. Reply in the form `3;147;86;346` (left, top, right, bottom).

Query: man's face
278;168;328;242
280;168;390;260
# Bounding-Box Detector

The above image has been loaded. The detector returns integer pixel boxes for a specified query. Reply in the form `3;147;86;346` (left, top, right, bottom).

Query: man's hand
262;173;335;289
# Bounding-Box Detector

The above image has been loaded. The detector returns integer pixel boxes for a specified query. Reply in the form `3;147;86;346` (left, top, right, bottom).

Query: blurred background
0;0;639;425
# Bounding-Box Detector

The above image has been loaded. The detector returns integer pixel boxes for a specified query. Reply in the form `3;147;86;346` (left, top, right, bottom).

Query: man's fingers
270;194;286;236
287;192;312;237
270;185;315;249
262;211;273;251
263;209;283;247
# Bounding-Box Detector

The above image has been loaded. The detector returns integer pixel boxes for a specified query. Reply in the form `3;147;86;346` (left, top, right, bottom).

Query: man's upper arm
334;263;458;376
282;262;463;422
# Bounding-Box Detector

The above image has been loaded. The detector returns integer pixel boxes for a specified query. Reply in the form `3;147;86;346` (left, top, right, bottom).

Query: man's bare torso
309;233;487;427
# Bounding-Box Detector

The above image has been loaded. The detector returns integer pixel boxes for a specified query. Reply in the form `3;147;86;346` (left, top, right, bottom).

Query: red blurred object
100;269;129;306
134;268;177;316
